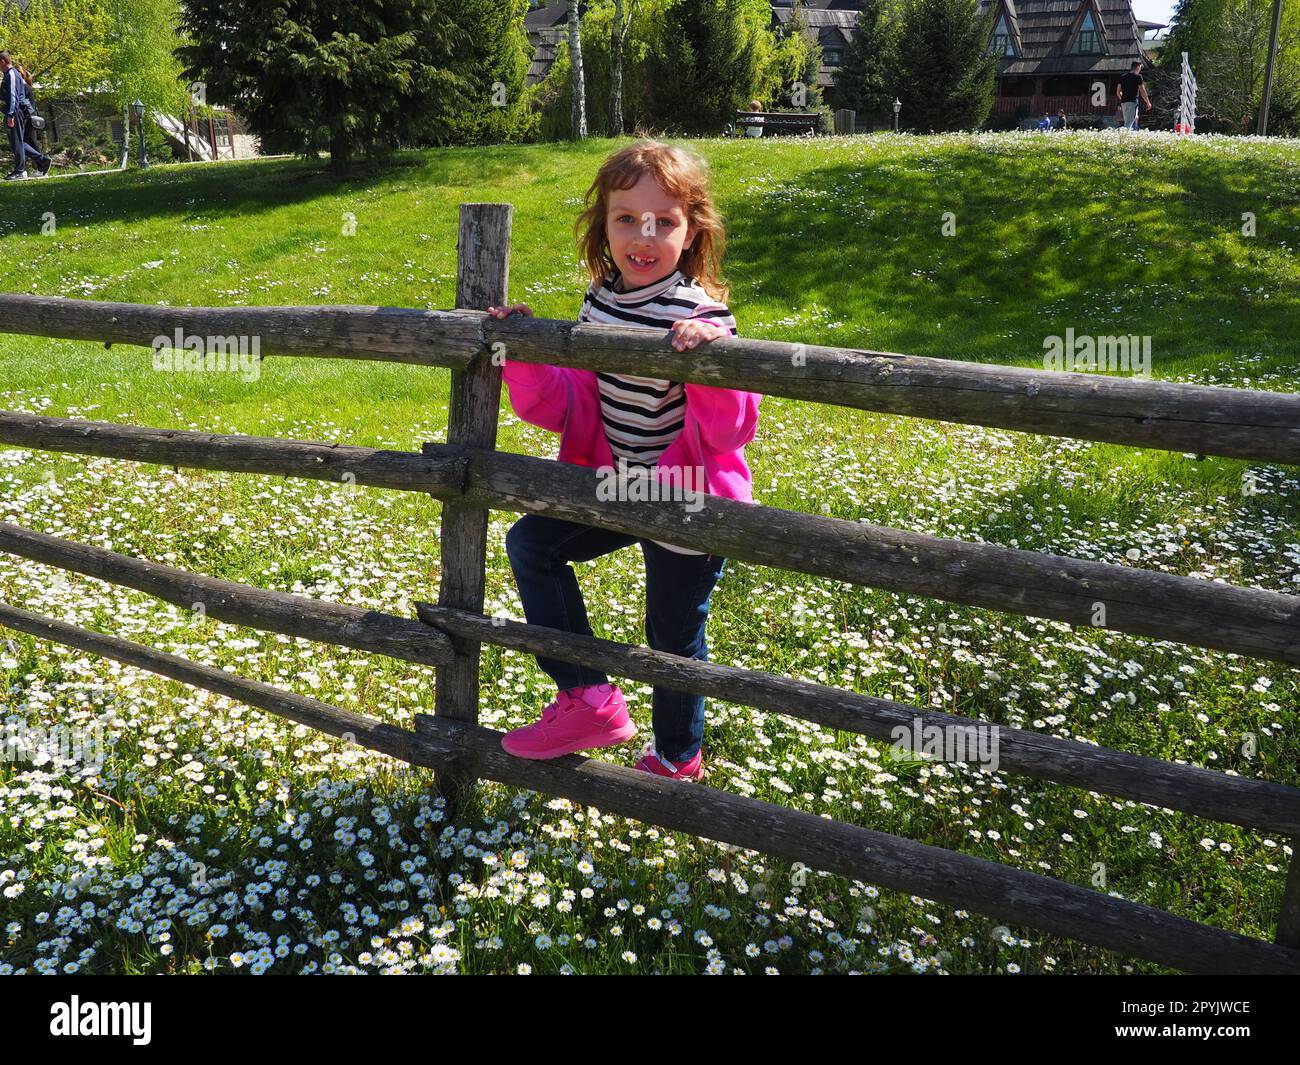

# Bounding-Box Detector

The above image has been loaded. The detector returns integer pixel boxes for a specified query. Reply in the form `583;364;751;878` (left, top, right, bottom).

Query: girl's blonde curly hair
574;139;729;303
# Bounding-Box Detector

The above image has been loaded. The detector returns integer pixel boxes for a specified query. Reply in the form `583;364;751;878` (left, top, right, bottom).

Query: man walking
2;51;49;179
1116;60;1151;131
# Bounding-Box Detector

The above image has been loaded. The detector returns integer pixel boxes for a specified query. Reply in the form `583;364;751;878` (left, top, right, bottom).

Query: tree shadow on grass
719;139;1300;378
0;141;610;236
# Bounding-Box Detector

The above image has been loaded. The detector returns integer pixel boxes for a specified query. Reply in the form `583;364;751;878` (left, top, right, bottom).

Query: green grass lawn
1;130;1298;975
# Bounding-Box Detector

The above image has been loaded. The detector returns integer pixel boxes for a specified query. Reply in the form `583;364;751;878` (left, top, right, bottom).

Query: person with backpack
2;51;49;179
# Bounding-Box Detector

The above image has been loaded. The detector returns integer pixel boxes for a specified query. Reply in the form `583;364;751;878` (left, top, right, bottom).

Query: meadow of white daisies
1;131;1298;975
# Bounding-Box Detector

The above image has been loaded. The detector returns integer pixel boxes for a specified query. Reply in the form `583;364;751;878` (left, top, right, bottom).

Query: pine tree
647;0;771;134
891;0;998;131
827;0;895;123
177;0;534;169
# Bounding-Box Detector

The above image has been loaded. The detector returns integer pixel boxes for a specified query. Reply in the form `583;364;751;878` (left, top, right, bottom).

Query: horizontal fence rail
0;294;483;369
1;293;1297;465
2;518;1295;835
0;523;454;666
2;599;1297;975
3;412;1297;667
483;313;1300;465
414;603;1300;837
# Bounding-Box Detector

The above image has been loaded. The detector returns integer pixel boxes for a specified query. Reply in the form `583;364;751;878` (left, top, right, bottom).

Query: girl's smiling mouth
627;252;658;271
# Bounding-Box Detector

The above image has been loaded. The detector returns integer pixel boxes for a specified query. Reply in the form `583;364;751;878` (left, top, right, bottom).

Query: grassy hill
1;131;1298;975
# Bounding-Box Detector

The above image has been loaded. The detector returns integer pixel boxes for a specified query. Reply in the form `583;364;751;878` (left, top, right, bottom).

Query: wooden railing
1;202;1298;974
992;95;1114;117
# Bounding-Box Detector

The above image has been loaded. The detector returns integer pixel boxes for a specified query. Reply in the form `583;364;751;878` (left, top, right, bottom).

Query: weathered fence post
419;202;512;816
1277;840;1300;948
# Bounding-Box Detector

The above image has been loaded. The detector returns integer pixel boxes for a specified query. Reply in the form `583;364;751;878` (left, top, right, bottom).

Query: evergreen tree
177;0;534;169
1160;0;1229;72
645;0;771;134
827;0;895;123
440;0;536;146
891;0;997;132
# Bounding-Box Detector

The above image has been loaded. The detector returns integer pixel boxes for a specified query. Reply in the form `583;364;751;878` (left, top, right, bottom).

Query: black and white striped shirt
580;267;736;556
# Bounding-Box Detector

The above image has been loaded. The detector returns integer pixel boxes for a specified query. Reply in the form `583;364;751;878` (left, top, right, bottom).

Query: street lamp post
893;98;902;132
131;99;149;169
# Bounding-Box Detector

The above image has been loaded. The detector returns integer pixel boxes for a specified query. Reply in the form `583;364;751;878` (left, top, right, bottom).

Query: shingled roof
978;0;1152;75
771;5;860;40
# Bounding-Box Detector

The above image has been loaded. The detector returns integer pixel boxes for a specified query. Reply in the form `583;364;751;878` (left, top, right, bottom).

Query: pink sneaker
633;744;704;781
501;683;636;759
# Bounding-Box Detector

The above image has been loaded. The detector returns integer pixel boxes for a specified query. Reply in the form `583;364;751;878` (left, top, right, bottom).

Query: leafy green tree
1179;0;1300;132
0;0;112;97
608;0;639;135
891;0;997;131
105;0;191;114
756;0;824;110
1160;0;1229;73
545;0;672;138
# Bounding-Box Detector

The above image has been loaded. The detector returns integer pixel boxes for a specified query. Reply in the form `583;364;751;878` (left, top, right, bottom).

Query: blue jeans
504;513;727;763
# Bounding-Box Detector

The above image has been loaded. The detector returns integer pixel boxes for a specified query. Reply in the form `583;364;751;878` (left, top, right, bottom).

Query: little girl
487;139;763;781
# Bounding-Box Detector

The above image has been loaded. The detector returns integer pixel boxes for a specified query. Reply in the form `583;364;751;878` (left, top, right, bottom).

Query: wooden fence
1;202;1299;974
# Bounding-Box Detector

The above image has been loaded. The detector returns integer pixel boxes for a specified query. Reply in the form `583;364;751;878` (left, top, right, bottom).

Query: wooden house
978;0;1164;121
523;1;869;90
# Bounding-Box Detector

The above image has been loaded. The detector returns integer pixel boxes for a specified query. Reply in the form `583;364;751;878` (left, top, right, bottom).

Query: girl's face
605;172;698;285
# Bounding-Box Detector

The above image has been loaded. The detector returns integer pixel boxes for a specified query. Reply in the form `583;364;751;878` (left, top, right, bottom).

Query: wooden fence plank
425;202;513;812
11;513;1289;834
0;294;482;368
0;601;457;763
415;602;1300;836
5;513;1292;835
454;447;1300;667
2;293;1297;465
482;313;1300;465
3;412;1297;666
1;600;1297;975
0;522;453;665
0;411;469;491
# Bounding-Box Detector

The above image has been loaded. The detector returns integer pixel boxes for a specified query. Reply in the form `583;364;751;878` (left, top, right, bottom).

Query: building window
824;47;843;66
213;113;230;147
1070;11;1101;54
988;15;1016;57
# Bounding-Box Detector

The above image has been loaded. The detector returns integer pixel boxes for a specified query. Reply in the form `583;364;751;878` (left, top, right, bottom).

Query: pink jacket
501;320;764;504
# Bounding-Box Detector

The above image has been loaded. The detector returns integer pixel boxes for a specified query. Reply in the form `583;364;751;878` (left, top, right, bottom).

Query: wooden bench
731;110;821;137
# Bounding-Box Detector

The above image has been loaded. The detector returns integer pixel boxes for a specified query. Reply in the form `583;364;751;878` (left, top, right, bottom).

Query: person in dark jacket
16;63;51;176
1;51;49;179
